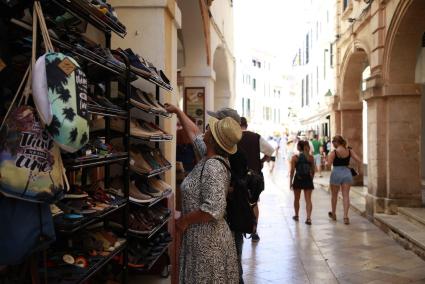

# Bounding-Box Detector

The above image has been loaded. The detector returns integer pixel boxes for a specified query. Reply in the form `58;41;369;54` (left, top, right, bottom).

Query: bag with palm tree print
32;2;89;153
0;66;68;203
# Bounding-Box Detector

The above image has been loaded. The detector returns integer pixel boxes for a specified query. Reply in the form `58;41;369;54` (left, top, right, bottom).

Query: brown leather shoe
129;213;152;233
129;181;155;203
152;149;170;167
130;91;151;111
148;178;171;194
130;149;152;173
130;119;156;138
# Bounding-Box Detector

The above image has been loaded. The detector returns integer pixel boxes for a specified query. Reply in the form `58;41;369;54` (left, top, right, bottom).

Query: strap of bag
199;157;231;182
34;1;54;53
59;153;70;193
0;65;30;131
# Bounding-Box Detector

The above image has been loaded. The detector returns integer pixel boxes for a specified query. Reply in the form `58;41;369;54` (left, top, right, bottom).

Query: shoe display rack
8;0;174;283
122;53;174;278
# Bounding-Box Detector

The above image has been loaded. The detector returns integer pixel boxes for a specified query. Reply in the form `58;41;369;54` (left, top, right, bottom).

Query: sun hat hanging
32;1;89;153
0;64;69;203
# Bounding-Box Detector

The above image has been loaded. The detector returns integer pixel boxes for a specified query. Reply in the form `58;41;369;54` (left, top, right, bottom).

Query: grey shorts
330;166;353;185
314;154;321;166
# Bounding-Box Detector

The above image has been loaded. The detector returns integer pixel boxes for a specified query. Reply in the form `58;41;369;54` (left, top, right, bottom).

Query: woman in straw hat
165;103;241;283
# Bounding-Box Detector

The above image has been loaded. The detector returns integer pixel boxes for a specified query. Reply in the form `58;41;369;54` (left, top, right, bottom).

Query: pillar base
366;194;423;216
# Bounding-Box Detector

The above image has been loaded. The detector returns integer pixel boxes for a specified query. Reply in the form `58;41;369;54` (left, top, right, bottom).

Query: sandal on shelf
292;216;299;221
305;219;312;225
344;218;350;225
328;212;337;221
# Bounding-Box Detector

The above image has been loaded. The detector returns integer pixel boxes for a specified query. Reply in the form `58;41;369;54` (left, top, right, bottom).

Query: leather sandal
344;217;350;225
292;216;299;221
305;219;312;225
328;212;337;221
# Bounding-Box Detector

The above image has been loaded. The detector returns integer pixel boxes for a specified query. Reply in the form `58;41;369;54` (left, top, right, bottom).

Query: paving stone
239;160;425;284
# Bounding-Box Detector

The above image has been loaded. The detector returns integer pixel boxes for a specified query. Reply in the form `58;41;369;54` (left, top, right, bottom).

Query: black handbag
349;167;359;177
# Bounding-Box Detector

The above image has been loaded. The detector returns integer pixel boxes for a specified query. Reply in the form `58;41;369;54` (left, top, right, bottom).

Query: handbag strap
59;153;70;193
0;65;31;131
34;1;54;53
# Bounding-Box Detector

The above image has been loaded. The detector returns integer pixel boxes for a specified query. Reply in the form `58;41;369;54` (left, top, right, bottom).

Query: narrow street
241;157;425;284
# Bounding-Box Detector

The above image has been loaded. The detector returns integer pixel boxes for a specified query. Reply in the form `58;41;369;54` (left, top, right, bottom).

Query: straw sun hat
208;117;242;154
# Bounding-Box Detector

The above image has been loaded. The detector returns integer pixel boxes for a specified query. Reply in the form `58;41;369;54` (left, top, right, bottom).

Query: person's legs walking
329;185;339;220
315;154;322;177
304;190;313;221
234;232;244;284
293;189;301;220
341;184;351;223
251;204;260;242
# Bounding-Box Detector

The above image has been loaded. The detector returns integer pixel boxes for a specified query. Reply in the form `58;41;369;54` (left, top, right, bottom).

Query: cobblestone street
241;158;425;284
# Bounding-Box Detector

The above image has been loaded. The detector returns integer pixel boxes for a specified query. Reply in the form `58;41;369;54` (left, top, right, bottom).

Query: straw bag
32;1;89;153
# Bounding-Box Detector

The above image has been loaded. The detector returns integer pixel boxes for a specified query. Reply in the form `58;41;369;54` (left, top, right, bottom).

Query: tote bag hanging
0;66;68;203
32;1;89;153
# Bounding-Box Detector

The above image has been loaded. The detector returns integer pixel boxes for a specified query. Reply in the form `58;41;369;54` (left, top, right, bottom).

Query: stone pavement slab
241;159;425;284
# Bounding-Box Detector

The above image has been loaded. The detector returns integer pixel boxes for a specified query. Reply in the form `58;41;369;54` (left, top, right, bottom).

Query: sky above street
234;0;307;70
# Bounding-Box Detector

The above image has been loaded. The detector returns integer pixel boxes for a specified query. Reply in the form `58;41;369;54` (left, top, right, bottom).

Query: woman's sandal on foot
305;219;312;225
328;212;337;221
344;217;350;225
292;216;299;221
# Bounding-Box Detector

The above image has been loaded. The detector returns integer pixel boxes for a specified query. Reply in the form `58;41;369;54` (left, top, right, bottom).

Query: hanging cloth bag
0;60;68;203
0;6;69;203
32;1;89;153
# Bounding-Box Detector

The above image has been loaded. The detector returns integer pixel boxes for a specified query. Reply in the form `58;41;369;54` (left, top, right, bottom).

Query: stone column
179;0;216;116
340;102;363;185
365;84;422;214
385;85;422;211
365;93;388;215
110;0;181;188
327;95;342;138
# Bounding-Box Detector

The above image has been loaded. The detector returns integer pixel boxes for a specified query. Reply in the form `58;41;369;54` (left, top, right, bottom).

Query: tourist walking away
311;134;323;177
327;135;362;225
238;117;274;242
165;103;240;283
286;136;297;175
266;136;278;173
289;141;315;225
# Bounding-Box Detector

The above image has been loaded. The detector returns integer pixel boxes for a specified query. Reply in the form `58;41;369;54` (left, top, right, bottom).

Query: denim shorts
314;154;321;167
330;166;353;185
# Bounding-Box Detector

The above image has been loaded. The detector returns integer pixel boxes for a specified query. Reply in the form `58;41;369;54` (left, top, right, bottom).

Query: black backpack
295;153;312;179
200;154;257;234
227;151;256;233
245;169;264;204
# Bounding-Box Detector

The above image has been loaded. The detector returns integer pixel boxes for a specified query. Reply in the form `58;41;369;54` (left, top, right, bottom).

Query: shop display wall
1;0;174;282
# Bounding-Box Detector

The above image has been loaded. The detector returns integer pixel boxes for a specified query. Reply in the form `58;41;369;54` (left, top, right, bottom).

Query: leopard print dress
179;136;239;284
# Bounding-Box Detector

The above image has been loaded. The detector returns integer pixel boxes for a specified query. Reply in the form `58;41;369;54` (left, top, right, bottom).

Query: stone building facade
330;0;425;215
292;0;337;138
235;50;288;137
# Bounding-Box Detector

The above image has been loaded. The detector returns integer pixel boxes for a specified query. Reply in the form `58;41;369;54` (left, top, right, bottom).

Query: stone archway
213;46;232;110
380;0;425;209
339;47;369;186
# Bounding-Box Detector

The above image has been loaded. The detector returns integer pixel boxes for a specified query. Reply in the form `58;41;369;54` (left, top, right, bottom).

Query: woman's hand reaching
164;103;180;114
